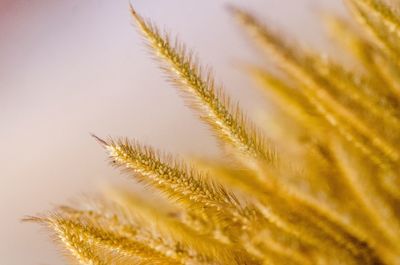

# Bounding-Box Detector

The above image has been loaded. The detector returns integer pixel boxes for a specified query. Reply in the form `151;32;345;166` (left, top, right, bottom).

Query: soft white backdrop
1;0;345;264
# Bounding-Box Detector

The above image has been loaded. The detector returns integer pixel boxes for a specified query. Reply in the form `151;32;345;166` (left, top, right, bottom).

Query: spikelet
28;1;400;265
26;215;109;265
129;5;275;164
95;136;243;216
26;214;176;265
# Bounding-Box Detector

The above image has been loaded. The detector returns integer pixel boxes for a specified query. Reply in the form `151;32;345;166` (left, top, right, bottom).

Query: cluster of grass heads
27;1;400;264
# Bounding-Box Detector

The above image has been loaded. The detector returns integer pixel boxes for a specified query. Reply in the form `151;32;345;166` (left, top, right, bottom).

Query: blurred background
1;0;345;264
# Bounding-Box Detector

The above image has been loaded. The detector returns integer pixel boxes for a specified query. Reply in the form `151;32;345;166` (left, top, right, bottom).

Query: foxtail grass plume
27;1;400;264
